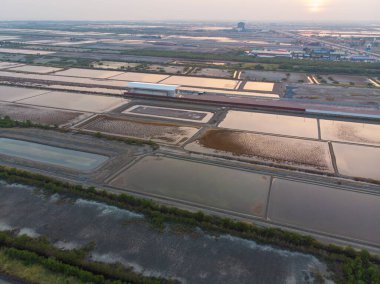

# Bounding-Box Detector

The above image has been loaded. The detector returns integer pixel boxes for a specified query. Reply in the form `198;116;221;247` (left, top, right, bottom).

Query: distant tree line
122;49;380;76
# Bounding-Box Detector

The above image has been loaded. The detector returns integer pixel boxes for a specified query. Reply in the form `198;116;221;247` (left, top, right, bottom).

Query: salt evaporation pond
219;111;319;139
0;103;85;126
110;72;169;83
18;91;127;113
81;116;199;145
320;120;380;146
267;178;380;246
332;143;380;180
0;85;47;102
8;65;63;74
0;71;129;88
0;138;107;171
185;129;333;172
0;183;331;283
244;81;274;92
110;156;271;217
54;68;123;79
161;76;239;89
123;105;213;123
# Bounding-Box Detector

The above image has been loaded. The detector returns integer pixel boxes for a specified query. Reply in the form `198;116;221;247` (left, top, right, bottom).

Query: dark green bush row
91;131;159;150
0;116;51;129
342;250;380;284
0;232;175;284
4;247;107;284
0;166;379;283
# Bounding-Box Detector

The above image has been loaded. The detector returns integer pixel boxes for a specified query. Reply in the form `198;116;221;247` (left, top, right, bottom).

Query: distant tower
366;43;372;52
237;22;246;32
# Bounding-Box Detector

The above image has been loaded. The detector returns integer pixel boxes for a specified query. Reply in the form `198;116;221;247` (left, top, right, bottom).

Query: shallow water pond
268;178;380;246
0;138;107;171
110;156;271;217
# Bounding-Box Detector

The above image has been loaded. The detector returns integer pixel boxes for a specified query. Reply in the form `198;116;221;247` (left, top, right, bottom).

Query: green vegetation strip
0;234;172;284
0;248;89;284
0;116;51;129
91;131;159;150
0;166;379;283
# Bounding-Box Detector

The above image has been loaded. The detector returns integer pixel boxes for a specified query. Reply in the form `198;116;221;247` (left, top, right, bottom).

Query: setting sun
307;0;327;12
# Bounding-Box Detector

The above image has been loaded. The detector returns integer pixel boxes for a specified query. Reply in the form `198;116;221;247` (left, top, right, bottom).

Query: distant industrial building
249;49;292;58
349;55;377;62
126;82;179;97
292;50;306;59
245;47;369;62
309;48;347;60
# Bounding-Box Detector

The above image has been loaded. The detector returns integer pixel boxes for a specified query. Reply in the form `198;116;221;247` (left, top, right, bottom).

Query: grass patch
0;248;91;284
0;116;52;129
91;131;159;150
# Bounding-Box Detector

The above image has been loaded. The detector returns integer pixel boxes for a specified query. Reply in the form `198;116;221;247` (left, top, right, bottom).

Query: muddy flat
80;115;199;145
186;129;333;172
0;103;86;126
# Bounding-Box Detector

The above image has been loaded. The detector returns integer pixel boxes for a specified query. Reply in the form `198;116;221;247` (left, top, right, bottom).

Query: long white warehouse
127;82;179;97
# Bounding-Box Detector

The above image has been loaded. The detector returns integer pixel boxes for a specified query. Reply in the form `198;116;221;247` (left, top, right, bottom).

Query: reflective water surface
268;178;380;246
110;156;271;217
333;143;380;180
0;138;108;171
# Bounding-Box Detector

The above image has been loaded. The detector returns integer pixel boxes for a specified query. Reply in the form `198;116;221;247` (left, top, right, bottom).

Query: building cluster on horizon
247;48;377;62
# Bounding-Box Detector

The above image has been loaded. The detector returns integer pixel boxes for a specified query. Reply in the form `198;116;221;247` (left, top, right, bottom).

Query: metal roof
127;82;178;91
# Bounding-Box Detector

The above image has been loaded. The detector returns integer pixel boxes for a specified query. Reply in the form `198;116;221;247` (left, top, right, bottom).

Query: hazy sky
0;0;379;22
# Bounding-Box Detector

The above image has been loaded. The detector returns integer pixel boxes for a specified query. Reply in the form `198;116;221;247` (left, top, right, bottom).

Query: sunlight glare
307;0;327;13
